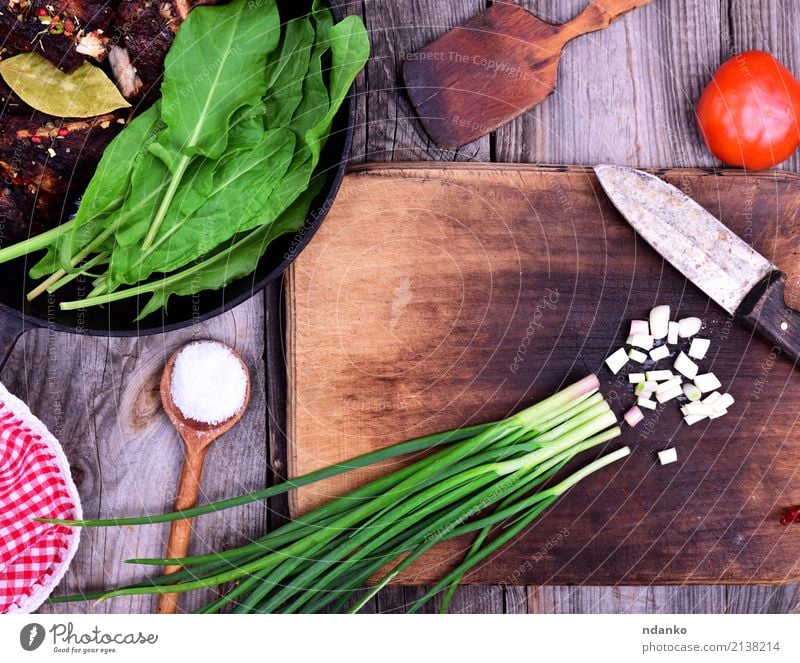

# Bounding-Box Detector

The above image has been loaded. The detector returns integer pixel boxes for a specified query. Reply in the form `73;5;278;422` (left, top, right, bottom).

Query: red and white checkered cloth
0;381;81;614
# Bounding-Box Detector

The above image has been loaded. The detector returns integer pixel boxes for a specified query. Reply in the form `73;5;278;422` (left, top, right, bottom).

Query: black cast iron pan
0;0;355;371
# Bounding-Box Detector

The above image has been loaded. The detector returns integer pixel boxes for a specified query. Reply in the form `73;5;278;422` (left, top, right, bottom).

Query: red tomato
696;51;800;170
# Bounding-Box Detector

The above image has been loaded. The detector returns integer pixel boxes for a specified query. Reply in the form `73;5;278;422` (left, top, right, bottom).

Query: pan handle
0;304;26;373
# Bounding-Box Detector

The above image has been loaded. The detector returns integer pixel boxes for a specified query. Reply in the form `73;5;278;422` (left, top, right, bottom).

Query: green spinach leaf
109;128;296;285
6;1;372;320
290;4;333;138
28;103;163;279
263;18;315;129
304;16;370;165
140;0;281;248
133;182;324;321
155;0;280;161
106;152;173;249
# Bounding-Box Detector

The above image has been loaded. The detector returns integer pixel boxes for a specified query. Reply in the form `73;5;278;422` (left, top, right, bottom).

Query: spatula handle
737;272;800;365
568;0;655;36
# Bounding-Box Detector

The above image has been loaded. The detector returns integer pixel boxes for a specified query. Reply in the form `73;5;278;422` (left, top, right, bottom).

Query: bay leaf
0;53;130;118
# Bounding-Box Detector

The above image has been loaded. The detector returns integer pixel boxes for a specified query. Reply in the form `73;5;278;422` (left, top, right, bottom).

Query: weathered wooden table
6;0;800;614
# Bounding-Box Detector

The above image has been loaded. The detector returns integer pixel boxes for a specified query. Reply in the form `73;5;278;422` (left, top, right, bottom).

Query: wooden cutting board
286;163;800;585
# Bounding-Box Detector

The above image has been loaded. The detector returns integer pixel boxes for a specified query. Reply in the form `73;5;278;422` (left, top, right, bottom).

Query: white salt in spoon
157;340;251;614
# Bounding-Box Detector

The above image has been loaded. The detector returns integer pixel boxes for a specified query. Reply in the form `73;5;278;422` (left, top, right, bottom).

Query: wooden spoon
403;0;655;149
156;340;251;614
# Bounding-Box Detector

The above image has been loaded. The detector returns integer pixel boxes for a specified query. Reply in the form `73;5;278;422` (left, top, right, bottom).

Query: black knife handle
736;272;800;365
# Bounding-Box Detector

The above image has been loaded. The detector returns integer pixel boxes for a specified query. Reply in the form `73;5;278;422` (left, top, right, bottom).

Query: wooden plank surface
5;0;799;613
286;163;800;585
491;0;799;612
1;300;268;614
329;0;799;611
350;0;490;164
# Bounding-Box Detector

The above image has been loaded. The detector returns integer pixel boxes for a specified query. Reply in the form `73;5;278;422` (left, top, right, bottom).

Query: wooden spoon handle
157;445;209;614
566;0;655;36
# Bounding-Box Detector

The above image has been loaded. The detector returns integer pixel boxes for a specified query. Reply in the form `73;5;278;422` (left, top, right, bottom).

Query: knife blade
594;164;800;364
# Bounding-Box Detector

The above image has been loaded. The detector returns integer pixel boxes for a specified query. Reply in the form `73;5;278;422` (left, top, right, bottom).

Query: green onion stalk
43;374;629;613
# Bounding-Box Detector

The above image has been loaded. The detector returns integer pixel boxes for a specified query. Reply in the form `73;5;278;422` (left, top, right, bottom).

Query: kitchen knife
594;164;800;364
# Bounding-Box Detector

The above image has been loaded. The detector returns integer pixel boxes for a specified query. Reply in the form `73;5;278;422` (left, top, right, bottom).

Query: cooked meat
0;113;123;242
0;185;42;246
0;0;115;73
0;77;35;115
113;0;175;98
113;0;219;100
0;0;217;246
108;45;144;99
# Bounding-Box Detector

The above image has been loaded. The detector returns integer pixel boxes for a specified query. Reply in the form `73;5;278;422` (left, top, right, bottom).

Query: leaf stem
59;224;264;311
141;155;190;249
46;252;110;295
40;420;497;526
28;222;117;301
0;221;72;264
407;448;631;614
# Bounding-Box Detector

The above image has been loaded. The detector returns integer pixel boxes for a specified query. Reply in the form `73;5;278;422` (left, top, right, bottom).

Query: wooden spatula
403;0;655;148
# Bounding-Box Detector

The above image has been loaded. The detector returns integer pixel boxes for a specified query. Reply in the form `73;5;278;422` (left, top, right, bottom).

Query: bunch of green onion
46;374;629;613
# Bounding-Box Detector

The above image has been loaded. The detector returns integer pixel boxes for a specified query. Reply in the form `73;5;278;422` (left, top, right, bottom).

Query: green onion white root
605;305;735;431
